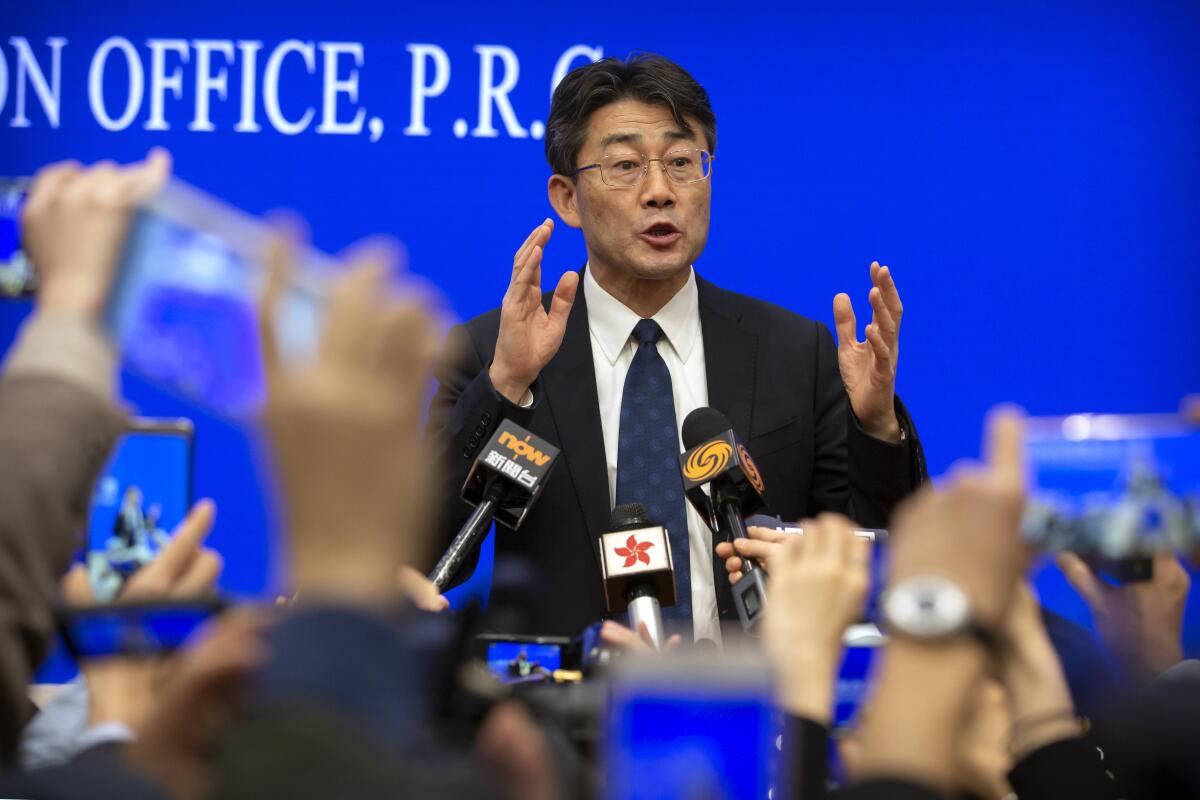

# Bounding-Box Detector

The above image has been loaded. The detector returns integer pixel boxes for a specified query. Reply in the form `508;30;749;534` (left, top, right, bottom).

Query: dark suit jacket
427;271;927;637
0;376;125;764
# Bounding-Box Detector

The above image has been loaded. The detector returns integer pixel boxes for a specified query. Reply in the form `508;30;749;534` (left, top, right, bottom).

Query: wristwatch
881;575;998;651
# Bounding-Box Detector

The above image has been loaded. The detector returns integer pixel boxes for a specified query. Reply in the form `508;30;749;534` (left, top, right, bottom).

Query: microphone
679;407;769;630
429;420;560;591
598;502;677;649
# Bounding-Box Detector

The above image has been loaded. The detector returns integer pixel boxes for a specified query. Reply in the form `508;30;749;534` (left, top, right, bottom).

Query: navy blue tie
615;319;691;631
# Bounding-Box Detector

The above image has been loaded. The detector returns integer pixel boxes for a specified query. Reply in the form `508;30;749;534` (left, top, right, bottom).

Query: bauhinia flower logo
614;534;654;567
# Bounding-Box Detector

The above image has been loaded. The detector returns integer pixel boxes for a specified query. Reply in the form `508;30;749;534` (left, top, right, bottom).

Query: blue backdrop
3;1;1199;647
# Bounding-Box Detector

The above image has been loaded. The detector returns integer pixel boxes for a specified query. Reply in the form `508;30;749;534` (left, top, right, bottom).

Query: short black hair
544;54;716;178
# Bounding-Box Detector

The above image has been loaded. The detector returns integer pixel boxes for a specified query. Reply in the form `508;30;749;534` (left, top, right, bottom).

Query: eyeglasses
574;148;713;188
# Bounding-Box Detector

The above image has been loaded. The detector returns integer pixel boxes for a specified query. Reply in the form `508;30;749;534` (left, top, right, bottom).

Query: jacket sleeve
807;321;927;529
0;376;125;763
422;322;537;585
1007;736;1121;800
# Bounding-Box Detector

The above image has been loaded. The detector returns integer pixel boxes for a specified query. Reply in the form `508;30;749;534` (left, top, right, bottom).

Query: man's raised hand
833;261;903;442
489;219;579;404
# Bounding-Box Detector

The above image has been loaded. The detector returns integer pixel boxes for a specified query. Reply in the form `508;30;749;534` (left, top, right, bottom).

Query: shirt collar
583;264;701;366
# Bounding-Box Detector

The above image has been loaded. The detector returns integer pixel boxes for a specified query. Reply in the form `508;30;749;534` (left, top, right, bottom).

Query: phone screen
60;600;223;659
1024;413;1200;565
485;640;563;683
105;181;325;416
0;178;34;298
85;420;193;602
606;657;780;800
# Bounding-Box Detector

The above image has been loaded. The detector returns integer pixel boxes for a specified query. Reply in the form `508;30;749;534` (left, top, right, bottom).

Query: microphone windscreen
610;502;652;531
682;407;732;449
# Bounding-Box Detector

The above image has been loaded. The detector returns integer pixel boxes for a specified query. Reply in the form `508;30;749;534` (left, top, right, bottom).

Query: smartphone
833;631;881;731
0;177;34;298
105;180;329;416
473;633;570;684
85;418;194;602
1023;412;1200;583
605;653;781;800
1;175;333;415
59;598;225;659
752;516;888;621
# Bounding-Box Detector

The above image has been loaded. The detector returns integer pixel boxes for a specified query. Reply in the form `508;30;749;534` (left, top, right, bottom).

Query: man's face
569;99;711;282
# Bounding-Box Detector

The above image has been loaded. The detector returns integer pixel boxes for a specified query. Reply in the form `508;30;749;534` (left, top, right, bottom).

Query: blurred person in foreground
0;151;170;763
761;411;1120;798
0;156;566;800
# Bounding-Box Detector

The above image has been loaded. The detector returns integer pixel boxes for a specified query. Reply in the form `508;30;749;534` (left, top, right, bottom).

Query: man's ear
547;174;582;229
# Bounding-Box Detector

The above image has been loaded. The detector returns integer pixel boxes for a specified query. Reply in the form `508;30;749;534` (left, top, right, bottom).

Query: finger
636;620;657;648
868;287;898;348
258;233;294;386
156;500;218;584
746;526;790;544
665;633;683;651
808;517;835;562
863;323;893;376
1056;552;1104;608
600;620;646;651
714;541;734;559
546;270;578;333
60;563;96;606
725;555;744;575
60;161;118;206
816;512;855;563
875;265;903;324
173;549;224;596
732;538;778;563
376;298;439;378
321;258;388;365
832;293;858;349
511;222;545;273
729;570;744;583
120;147;173;203
869;260;880;284
23;160;82;220
983;404;1026;494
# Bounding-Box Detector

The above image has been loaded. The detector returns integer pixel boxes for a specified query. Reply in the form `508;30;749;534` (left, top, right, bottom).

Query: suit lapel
697;276;757;442
539;275;609;570
697;275;759;623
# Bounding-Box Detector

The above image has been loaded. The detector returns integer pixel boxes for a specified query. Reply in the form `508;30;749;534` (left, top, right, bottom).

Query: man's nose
639;160;676;208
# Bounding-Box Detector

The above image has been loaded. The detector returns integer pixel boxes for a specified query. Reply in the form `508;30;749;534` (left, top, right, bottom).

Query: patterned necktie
614;319;692;630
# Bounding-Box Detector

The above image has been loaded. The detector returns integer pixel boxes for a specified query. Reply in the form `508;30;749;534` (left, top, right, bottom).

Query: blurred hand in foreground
128;609;270;800
260;237;442;604
714;525;790;584
855;406;1027;792
22;150;171;319
396;565;449;612
59;500;223;733
762;514;870;723
1058;549;1190;682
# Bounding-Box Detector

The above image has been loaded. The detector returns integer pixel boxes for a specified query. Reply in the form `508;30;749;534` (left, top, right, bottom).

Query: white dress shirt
583;266;721;645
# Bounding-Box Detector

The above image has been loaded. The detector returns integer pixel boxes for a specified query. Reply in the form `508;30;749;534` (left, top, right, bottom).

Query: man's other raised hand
833;261;904;443
488;219;579;404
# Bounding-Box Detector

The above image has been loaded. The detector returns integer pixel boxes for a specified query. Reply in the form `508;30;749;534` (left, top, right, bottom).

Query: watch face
883;575;970;638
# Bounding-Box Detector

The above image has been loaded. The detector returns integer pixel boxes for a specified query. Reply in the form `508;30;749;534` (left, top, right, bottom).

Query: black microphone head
682;407;733;449
610;502;653;532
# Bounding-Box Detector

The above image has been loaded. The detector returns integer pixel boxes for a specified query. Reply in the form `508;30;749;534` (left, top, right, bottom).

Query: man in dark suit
428;54;926;642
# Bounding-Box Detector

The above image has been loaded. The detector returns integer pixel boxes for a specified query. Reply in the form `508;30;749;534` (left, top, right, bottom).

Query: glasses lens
663;149;710;183
601;153;645;186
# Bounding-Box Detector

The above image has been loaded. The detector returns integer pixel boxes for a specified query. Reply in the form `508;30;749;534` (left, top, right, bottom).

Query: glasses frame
573;148;714;188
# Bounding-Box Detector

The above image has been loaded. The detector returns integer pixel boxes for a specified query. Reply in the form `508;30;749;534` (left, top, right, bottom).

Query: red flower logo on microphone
614;535;654;567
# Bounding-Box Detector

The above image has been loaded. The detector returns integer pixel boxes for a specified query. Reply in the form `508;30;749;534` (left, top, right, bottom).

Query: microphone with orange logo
679;407;769;630
598;502;677;650
429;419;560;591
